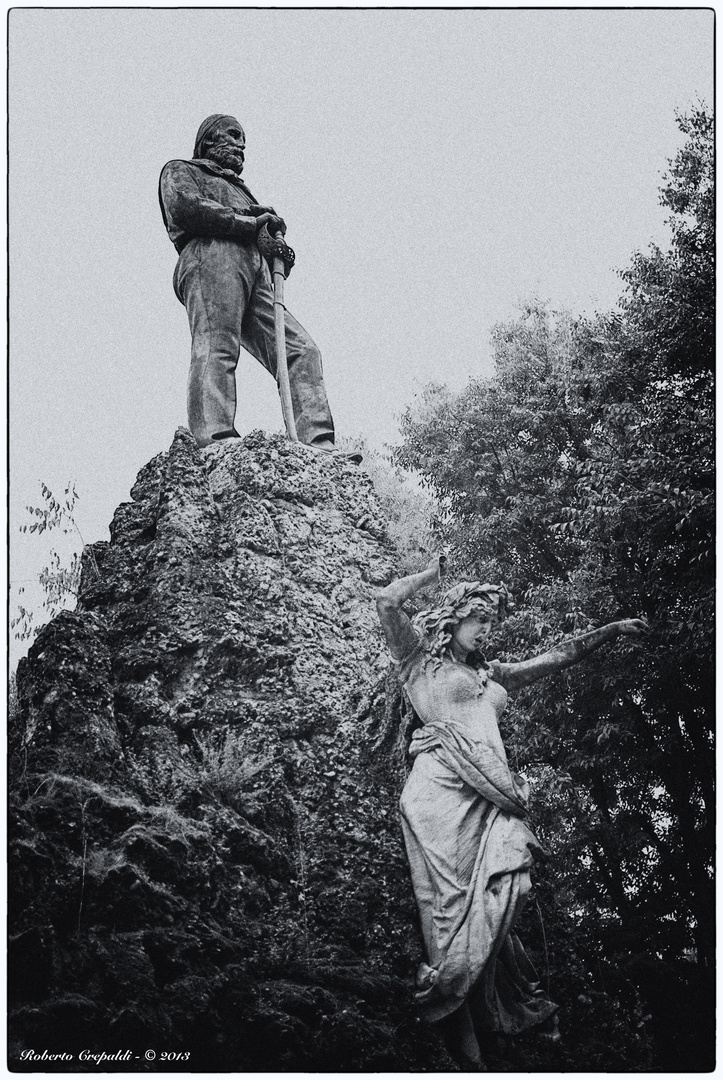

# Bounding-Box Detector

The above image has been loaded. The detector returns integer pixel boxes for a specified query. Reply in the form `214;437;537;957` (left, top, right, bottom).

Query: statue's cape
409;720;530;819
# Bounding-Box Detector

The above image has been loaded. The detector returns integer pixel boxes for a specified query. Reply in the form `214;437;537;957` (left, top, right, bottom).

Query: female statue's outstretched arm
494;619;648;692
376;555;446;661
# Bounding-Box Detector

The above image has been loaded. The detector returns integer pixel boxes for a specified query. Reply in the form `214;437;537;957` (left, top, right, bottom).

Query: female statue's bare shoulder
375;559;649;1068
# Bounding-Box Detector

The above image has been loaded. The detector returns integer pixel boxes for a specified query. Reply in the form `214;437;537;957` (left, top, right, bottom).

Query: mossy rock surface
9;429;455;1071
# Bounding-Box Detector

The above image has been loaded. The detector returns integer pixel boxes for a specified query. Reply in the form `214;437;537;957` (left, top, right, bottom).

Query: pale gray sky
9;7;713;665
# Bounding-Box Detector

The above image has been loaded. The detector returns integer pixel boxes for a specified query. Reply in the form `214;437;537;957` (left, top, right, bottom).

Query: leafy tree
340;435;436;572
620;104;713;380
394;108;713;1069
11;482;96;642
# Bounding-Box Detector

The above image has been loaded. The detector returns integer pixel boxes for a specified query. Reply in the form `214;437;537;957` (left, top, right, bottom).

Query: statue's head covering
193;114;241;160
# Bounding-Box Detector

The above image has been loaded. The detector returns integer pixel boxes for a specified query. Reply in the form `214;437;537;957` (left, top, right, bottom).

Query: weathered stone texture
9;428;447;1071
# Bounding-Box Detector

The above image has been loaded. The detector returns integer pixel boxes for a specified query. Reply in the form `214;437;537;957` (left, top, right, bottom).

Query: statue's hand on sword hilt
257;222;295;279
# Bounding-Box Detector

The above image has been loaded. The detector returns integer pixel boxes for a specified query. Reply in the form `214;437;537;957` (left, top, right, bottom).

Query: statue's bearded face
206;118;246;174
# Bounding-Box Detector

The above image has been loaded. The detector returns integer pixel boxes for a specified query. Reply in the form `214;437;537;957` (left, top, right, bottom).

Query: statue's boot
311;439;363;464
210;429;241;442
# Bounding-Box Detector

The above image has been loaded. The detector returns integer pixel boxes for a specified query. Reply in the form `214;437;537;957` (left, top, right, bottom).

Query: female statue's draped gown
398;639;558;1031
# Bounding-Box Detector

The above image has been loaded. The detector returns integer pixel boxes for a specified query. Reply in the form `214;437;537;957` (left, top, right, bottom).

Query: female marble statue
376;556;647;1069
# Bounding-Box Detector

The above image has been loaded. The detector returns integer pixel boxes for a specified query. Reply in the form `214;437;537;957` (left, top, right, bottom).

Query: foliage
342;435;436;572
619;104;713;380
394;108;713;1069
126;726;279;818
11;482;93;642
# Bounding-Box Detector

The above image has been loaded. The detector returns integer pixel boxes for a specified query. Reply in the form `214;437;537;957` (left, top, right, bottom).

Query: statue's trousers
174;237;335;448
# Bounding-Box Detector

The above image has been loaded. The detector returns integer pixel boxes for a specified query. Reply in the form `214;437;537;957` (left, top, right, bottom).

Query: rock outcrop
10;429;453;1071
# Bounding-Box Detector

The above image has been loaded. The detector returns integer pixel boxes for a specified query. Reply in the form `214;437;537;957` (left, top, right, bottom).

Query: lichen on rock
9;428;450;1071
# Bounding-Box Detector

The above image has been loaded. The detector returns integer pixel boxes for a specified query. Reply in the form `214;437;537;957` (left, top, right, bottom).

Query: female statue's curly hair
413;580;514;668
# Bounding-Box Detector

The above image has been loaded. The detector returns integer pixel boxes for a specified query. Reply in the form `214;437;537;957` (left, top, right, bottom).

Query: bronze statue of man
159;114;344;452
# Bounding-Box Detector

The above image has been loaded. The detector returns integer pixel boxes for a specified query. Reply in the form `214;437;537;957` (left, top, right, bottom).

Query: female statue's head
414;580;514;665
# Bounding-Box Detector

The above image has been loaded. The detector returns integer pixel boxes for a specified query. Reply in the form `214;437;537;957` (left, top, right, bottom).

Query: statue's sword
257;225;298;443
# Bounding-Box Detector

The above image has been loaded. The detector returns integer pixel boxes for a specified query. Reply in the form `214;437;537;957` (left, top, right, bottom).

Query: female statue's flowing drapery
398;639;558;1032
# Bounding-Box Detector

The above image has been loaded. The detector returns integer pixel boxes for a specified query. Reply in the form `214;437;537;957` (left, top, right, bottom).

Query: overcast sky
8;6;713;666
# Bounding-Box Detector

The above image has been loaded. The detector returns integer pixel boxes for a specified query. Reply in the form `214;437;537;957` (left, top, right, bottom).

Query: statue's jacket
158;156;335;450
159;158;262;254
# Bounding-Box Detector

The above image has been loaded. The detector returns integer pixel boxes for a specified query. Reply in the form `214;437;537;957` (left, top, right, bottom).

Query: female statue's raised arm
494;618;648;692
376;555;446;662
377;563;649;1068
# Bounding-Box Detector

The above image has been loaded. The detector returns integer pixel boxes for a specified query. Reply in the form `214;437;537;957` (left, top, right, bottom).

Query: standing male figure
160;114;346;453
